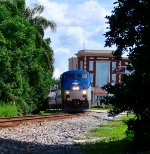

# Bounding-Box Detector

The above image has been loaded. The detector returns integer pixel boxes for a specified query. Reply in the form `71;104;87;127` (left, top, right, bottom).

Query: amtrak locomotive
61;70;91;112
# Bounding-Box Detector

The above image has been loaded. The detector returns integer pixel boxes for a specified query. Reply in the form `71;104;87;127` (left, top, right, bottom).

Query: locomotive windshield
61;70;91;90
64;74;87;79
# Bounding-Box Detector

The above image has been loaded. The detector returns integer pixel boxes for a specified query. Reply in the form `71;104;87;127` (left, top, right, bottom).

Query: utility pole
72;56;73;70
83;31;85;50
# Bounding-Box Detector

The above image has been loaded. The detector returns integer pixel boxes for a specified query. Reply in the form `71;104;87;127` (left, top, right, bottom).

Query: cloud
38;0;71;26
25;0;38;7
55;47;71;55
29;0;114;78
74;0;109;24
53;47;73;79
53;68;61;79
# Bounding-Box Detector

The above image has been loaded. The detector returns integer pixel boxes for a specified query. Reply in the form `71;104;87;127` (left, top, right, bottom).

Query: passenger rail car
48;90;62;109
61;70;91;112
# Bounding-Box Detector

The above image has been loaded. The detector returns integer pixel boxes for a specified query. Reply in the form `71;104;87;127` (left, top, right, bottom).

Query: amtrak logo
72;80;79;85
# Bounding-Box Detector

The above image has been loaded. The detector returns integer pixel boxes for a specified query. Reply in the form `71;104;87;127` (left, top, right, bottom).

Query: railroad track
0;113;83;127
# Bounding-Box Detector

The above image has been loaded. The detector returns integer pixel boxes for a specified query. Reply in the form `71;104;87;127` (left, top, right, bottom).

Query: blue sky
26;0;116;78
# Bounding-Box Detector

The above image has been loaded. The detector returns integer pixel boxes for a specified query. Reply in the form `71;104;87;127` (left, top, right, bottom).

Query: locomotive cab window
64;74;87;78
64;74;76;78
77;74;87;78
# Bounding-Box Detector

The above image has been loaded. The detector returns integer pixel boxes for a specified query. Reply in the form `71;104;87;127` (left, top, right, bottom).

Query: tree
24;3;57;111
0;0;56;114
104;0;150;150
26;4;56;71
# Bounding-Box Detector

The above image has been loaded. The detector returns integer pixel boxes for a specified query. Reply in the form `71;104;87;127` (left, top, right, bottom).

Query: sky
26;0;116;78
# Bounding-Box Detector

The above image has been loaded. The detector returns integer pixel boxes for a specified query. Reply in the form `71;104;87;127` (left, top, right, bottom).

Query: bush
0;102;18;117
16;101;36;115
126;117;150;150
39;109;63;115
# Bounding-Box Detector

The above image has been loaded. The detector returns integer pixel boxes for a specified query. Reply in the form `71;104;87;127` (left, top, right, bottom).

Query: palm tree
26;4;57;72
26;4;56;37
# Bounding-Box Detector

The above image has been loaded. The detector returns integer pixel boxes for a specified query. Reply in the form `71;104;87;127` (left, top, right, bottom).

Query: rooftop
75;49;113;57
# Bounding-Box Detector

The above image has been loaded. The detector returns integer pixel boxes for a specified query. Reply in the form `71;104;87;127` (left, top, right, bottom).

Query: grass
82;138;131;154
90;105;112;111
0;102;63;117
89;116;130;139
0;103;18;117
90;107;111;111
80;115;137;154
39;109;63;115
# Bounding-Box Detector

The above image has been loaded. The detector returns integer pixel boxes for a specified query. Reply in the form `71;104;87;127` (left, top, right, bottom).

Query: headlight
76;86;80;91
65;91;70;95
72;86;80;91
82;90;87;95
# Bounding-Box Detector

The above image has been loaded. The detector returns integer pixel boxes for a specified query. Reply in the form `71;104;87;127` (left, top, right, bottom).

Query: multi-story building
68;49;129;106
68;57;78;70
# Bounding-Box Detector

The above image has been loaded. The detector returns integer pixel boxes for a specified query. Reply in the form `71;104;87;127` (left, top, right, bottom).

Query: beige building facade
68;57;78;70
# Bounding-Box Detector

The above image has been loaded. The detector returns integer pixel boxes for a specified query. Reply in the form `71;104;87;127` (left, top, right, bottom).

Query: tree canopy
104;0;150;150
0;0;56;113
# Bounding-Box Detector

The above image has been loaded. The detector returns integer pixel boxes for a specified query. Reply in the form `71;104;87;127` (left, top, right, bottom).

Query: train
60;70;91;112
48;88;62;109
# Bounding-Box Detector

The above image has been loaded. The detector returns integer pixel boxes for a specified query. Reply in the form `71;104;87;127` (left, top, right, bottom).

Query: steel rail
0;113;83;127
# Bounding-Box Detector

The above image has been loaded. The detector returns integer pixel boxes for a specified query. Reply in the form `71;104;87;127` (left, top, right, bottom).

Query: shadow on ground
0;137;82;154
80;138;148;154
0;137;149;154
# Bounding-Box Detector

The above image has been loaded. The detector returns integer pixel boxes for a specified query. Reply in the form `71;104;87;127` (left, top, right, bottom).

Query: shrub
16;101;36;115
0;102;18;117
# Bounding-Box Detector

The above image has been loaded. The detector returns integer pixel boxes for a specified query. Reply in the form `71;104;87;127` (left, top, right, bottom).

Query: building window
89;61;94;71
90;73;94;85
96;62;110;87
112;62;116;74
76;63;78;69
79;61;83;70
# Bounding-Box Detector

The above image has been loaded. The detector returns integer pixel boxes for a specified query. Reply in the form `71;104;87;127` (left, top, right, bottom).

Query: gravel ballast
0;111;119;154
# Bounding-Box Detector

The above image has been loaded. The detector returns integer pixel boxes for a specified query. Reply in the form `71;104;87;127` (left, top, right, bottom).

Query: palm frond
30;4;44;18
32;16;57;32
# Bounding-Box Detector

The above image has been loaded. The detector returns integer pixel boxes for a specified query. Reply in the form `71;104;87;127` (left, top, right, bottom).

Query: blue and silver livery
61;70;91;112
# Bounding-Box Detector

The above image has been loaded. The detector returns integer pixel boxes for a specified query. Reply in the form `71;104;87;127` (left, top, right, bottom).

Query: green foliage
91;105;112;110
83;139;130;154
0;102;18;117
90;115;131;140
16;100;36;115
39;109;63;115
82;115;134;154
0;0;56;114
104;0;150;150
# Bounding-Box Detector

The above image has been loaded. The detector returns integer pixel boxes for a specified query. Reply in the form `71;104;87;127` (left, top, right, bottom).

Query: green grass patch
0;103;18;117
81;115;135;154
90;105;112;110
82;138;131;154
89;117;129;139
39;109;63;115
90;107;111;110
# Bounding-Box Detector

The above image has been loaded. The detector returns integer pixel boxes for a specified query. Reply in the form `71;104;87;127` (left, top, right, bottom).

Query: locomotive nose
72;86;80;91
